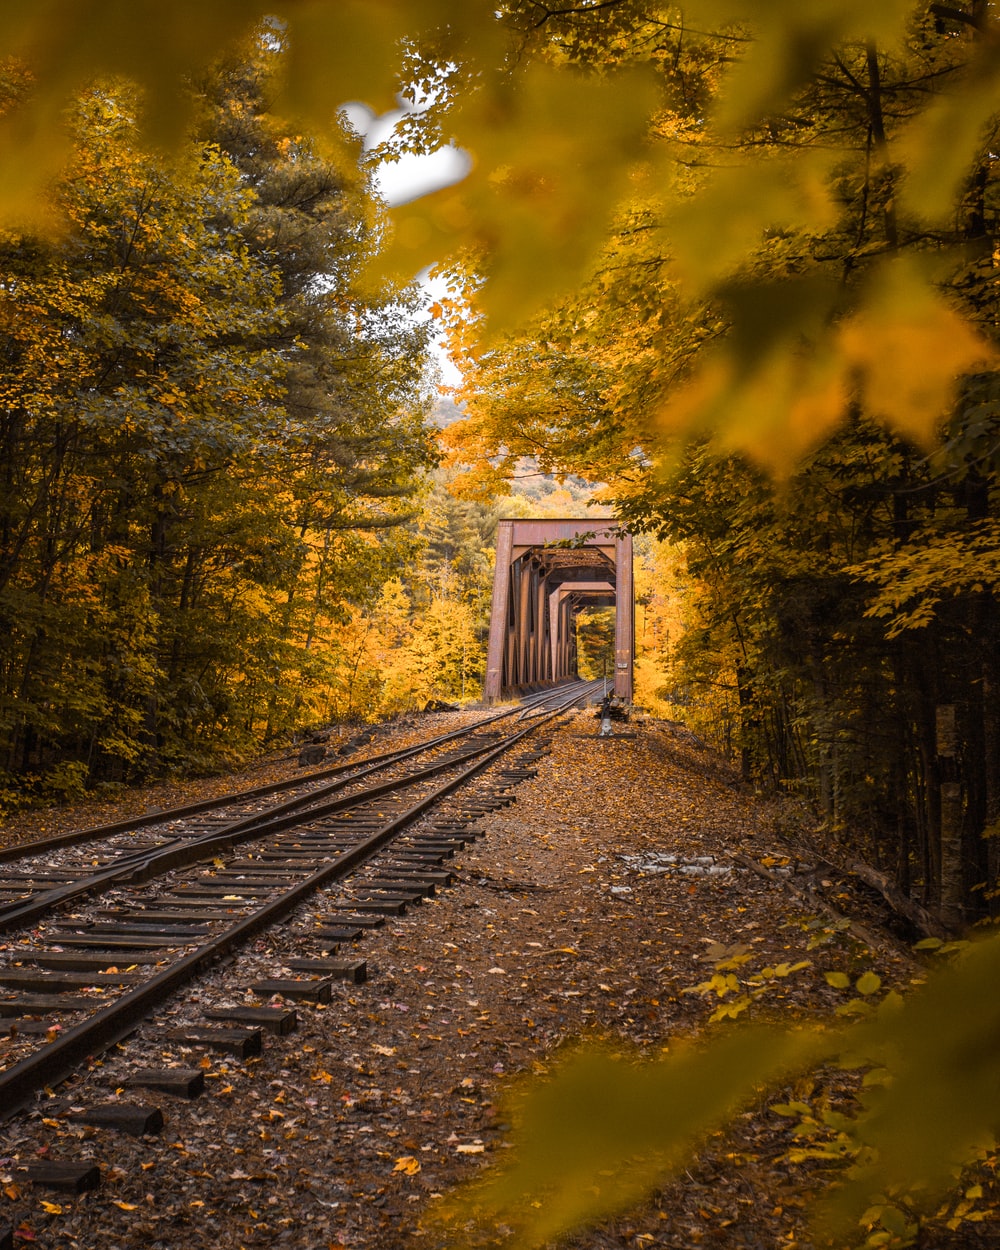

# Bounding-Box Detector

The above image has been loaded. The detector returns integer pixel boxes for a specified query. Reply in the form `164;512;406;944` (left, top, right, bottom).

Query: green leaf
824;971;851;988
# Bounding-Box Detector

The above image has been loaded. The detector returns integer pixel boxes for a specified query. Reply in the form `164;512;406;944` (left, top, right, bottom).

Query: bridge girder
484;519;633;703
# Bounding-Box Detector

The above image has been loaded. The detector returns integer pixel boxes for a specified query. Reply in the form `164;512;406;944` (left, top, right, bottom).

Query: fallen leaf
393;1156;422;1175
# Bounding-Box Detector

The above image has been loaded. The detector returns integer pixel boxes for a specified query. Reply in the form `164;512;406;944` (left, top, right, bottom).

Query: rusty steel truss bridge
484;518;633;704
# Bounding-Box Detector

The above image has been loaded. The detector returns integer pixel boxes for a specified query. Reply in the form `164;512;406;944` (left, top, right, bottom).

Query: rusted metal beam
484;521;513;702
485;519;633;704
614;530;634;702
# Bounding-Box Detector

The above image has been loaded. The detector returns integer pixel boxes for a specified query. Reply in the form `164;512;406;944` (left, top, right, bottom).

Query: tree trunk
936;703;966;928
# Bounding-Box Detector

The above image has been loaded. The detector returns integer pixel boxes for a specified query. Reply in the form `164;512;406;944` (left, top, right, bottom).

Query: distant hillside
430;395;466;428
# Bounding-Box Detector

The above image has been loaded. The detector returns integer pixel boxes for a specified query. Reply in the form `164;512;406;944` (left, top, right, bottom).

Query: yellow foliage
381;62;659;327
2;2;999;463
659;260;995;467
837;261;996;442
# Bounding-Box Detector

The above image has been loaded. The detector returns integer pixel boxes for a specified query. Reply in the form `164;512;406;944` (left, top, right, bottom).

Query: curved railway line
0;682;600;1140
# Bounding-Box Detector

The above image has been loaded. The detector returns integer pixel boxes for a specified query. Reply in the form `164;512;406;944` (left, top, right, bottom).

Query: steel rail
0;682;601;929
0;685;591;1121
0;726;529;930
0;684;585;867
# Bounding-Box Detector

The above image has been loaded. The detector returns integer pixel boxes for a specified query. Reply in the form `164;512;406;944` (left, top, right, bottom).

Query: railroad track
0;681;599;1152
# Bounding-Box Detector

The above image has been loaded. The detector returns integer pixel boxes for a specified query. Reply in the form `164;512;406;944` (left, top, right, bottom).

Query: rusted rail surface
0;681;597;1122
0;683;588;928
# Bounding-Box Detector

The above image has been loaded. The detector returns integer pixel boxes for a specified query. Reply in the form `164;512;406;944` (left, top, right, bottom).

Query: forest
3;0;995;931
0;30;677;809
1;3;1000;1243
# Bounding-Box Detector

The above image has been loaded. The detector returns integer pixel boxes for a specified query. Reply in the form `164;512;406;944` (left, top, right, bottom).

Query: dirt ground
0;711;988;1249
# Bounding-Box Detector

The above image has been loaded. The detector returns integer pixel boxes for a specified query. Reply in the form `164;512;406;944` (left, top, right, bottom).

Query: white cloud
340;101;471;206
375;145;472;206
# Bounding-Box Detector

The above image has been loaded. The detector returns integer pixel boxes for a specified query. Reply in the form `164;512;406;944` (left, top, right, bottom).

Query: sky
340;101;470;387
339;101;471;206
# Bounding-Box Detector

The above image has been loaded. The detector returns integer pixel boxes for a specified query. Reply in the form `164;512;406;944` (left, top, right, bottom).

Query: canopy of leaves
0;48;437;792
2;2;999;461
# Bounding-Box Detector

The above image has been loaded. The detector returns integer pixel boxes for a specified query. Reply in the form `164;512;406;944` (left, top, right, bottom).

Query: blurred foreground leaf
379;62;659;328
658;260;995;468
5;0;1000;468
435;936;1000;1247
436;1025;831;1244
0;0;496;223
827;935;1000;1233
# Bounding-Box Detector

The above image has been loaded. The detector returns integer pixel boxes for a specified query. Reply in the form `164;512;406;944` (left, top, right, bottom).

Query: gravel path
0;713;933;1248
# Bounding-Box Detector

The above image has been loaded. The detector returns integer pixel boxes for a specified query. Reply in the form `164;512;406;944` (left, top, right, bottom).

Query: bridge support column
484;521;513;703
614;531;634;703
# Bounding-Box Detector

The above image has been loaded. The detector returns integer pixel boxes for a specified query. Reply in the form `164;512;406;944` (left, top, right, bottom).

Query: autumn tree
421;3;1000;930
0;81;288;787
190;46;438;739
0;45;437;795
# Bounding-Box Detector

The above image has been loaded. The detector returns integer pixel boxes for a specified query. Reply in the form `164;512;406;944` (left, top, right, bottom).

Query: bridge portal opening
484;519;633;703
575;605;617;680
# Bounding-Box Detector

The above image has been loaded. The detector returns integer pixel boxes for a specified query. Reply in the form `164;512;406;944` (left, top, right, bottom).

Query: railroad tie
125;1068;205;1098
355;885;429;902
317;914;384;929
163;1025;263;1058
377;866;454;884
3;1018;70;1035
250;978;334;1003
75;922;210;937
0;994;96;1015
44;934;179;950
0;969;144;992
202;1006;298;1035
28;950;163;969
330;899;407;915
96;909;228;924
363;878;436;897
24;1163;101;1193
284;957;367;984
67;1104;164;1136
